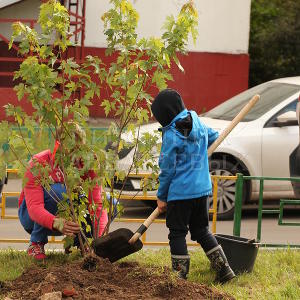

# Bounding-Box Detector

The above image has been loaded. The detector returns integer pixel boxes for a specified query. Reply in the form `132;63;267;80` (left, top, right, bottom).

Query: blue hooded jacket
157;109;219;202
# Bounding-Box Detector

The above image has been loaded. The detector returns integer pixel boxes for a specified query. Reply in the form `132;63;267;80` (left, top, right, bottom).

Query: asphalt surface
1;179;300;250
1;201;300;251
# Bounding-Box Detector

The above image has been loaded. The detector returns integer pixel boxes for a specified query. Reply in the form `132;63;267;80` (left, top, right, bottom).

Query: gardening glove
53;217;80;237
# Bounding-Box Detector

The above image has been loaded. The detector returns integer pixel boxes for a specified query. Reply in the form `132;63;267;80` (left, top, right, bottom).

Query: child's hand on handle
157;199;167;213
53;217;81;237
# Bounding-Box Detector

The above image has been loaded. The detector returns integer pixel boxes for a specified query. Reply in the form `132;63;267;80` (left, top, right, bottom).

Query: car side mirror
273;111;298;127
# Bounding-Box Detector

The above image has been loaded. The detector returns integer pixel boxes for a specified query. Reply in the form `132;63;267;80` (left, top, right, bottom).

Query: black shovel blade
92;228;143;263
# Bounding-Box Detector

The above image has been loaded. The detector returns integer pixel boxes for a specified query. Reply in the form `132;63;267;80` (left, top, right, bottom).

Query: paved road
1;201;300;251
1;179;300;249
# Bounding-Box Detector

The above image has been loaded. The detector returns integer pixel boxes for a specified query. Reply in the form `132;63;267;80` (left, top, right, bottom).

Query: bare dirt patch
1;257;234;300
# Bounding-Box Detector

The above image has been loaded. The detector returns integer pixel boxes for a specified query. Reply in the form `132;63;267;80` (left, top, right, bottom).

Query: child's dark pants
166;196;218;255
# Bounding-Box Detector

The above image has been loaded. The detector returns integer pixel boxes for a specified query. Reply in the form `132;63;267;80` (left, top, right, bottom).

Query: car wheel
209;159;248;220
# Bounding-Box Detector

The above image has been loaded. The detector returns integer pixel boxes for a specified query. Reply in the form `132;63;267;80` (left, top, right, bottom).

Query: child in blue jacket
151;89;235;283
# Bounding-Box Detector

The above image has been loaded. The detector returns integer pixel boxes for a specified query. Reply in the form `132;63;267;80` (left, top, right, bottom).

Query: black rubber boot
171;254;190;279
206;245;235;284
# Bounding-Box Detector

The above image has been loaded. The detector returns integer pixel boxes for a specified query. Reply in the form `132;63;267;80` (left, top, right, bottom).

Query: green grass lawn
1;248;300;299
126;248;300;299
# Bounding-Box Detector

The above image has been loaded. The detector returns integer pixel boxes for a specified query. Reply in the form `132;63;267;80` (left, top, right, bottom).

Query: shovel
93;208;159;262
93;94;260;263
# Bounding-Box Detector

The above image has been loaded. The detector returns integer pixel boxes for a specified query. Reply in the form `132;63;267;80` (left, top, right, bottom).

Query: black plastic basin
215;234;259;275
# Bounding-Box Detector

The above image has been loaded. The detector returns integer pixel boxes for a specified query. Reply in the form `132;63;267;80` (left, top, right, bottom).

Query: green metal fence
2;127;107;167
233;173;300;248
2;127;107;147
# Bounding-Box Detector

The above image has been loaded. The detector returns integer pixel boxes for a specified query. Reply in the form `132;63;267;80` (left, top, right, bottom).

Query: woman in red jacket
18;127;108;260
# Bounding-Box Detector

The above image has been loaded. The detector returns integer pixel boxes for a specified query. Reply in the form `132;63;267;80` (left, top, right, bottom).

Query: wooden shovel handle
128;94;260;245
207;94;260;156
128;207;160;244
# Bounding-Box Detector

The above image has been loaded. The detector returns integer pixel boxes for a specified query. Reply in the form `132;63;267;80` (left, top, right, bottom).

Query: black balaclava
151;89;185;127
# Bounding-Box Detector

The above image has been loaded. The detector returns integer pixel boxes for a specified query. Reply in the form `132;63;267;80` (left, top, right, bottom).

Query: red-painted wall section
0;45;249;119
82;47;249;117
169;51;249;114
0;88;34;121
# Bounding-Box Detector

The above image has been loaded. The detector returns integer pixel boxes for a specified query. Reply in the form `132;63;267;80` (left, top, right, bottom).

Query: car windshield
203;82;300;121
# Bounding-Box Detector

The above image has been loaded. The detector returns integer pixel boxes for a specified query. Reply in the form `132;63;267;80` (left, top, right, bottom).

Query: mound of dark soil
1;256;234;300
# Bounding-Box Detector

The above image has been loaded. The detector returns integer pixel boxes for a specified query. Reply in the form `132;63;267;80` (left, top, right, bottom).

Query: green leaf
101;99;112;116
14;83;26;101
173;55;185;73
63;236;74;250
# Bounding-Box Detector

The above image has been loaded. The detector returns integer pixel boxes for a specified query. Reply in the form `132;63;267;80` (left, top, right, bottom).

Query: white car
116;77;300;219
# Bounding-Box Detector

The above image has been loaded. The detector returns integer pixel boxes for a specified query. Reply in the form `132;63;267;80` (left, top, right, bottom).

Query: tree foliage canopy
249;0;300;86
